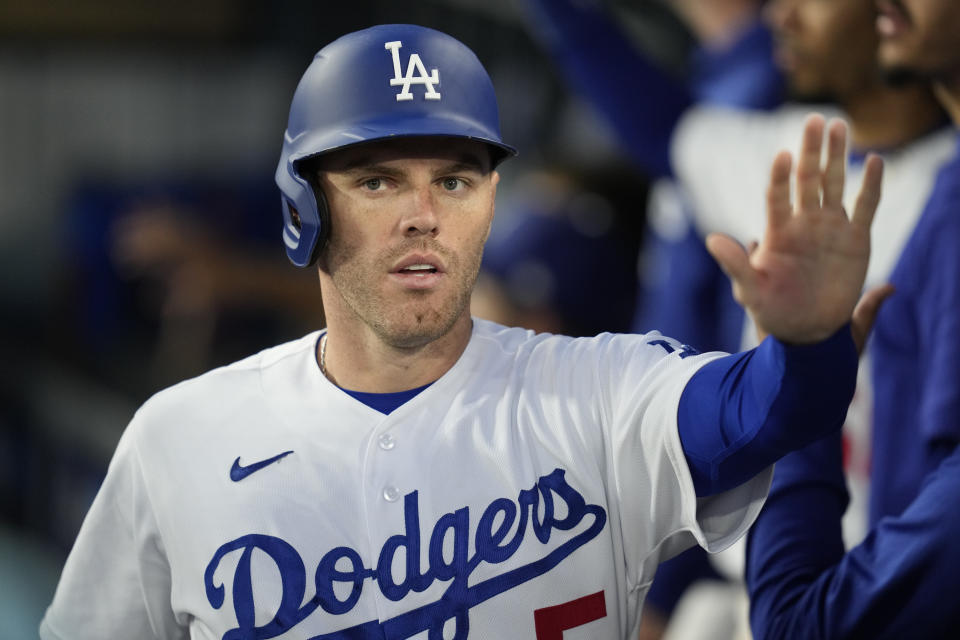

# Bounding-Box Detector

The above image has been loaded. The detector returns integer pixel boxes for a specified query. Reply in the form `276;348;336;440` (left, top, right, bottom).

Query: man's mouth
397;264;439;275
390;254;445;289
876;0;910;38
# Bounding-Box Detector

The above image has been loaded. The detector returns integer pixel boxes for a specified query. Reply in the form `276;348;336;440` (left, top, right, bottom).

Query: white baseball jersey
670;104;956;562
41;319;770;640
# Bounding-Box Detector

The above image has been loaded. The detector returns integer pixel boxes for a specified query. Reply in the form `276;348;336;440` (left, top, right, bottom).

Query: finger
851;283;895;353
851;153;884;231
796;113;826;212
821;118;847;212
747;240;760;256
706;232;758;301
766;151;793;229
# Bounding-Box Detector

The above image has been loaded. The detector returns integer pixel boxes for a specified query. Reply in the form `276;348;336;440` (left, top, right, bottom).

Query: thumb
851;283;895;354
706;232;757;302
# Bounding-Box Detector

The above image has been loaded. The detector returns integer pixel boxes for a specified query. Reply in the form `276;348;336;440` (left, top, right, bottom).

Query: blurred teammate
521;1;953;637
747;2;960;637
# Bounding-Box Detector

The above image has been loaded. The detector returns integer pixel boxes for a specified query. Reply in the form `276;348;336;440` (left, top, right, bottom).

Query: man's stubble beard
324;237;485;350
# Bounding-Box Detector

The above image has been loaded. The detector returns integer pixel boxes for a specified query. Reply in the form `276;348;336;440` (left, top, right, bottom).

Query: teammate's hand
706;114;884;344
850;283;895;353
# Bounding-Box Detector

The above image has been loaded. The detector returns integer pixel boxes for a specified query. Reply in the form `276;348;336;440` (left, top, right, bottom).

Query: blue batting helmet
275;24;517;267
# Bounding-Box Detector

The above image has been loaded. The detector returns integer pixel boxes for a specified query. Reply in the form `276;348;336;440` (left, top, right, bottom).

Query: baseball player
747;1;960;636
41;24;882;640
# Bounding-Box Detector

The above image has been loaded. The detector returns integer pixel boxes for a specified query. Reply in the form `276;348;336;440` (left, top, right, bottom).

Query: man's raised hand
706;114;884;344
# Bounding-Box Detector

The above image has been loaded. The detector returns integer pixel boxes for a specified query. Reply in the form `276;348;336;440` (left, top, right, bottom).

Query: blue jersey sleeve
869;142;960;522
677;326;858;496
521;1;783;179
916;167;960;445
520;0;691;177
746;437;960;639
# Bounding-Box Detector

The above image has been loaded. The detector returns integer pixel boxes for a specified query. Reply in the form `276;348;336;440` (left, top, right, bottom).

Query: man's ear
482;170;500;243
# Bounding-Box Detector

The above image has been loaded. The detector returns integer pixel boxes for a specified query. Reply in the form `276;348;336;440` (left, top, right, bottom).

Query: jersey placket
358;408;421;628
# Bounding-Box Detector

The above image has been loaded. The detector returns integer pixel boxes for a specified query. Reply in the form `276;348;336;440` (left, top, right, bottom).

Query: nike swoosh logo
230;451;294;482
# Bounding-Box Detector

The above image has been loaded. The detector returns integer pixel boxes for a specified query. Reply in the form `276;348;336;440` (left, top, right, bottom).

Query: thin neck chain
319;333;329;378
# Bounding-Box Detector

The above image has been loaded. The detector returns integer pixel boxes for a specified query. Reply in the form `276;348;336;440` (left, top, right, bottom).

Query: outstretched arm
520;0;691;177
678;114;885;496
522;0;783;179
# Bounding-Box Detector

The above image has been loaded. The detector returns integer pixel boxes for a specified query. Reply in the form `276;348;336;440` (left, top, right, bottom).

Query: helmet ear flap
282;185;330;268
279;154;332;268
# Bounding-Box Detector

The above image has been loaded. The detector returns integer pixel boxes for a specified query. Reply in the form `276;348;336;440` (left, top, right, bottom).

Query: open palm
707;114;884;344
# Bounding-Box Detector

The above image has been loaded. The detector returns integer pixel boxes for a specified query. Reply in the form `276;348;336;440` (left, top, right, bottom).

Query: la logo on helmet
384;41;441;101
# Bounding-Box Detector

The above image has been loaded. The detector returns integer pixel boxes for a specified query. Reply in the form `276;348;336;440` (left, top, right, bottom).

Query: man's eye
442;177;463;191
363;178;383;191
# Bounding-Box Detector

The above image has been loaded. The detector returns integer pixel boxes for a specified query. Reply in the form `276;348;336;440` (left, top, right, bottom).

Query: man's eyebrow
436;151;493;174
442;157;489;174
336;161;404;176
323;152;490;175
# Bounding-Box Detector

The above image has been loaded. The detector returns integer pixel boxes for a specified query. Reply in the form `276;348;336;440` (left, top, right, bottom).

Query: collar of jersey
308;321;487;417
337;382;434;415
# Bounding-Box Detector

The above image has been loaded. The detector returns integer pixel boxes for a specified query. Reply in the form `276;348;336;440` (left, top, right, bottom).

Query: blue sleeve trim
678;325;858;496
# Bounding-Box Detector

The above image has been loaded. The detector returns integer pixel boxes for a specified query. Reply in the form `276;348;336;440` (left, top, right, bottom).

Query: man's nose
401;185;440;237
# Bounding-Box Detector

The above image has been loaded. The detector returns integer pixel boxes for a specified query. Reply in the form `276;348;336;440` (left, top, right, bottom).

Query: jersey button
378;433;396;450
382;485;401;502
